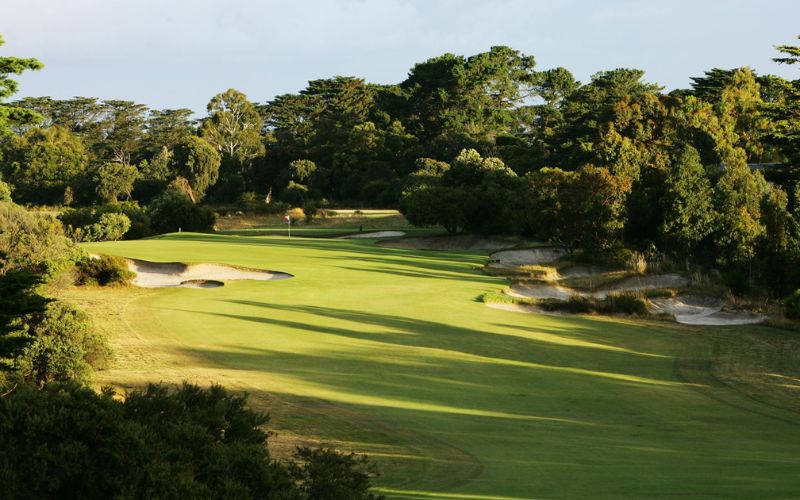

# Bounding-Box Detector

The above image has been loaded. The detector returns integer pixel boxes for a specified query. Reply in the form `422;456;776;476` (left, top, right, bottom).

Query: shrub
303;201;318;222
601;293;648;315
538;295;594;313
238;191;261;211
14;302;111;386
627;251;647;274
75;255;134;286
146;188;216;234
286;207;305;223
0;382;380;499
81;213;131;242
290;447;382;500
785;290;800;319
0;176;12;202
59;202;151;240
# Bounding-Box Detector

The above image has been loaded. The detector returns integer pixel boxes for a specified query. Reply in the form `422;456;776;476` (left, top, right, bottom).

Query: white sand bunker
339;231;406;239
488;247;567;268
126;258;292;288
380;234;517;251
649;295;766;325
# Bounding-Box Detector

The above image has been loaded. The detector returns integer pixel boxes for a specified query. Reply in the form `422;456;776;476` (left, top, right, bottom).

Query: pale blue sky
2;0;799;113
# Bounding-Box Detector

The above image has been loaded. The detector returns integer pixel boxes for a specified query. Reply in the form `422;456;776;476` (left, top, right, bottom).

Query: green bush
785;289;800;319
75;255;134;286
59;201;151;240
14;301;111;386
80;212;131;242
146;188;216;234
0;176;12;202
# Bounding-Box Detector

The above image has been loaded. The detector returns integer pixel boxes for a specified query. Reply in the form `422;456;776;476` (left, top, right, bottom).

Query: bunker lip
125;257;293;288
488;247;568;268
338;230;406;239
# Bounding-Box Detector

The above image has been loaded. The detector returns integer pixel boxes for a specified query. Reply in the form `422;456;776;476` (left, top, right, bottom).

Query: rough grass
55;232;800;499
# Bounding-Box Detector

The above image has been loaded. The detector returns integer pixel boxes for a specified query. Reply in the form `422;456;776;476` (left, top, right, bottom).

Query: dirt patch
339;231;406;239
380;234;518;251
488;247;567;268
126;258;293;288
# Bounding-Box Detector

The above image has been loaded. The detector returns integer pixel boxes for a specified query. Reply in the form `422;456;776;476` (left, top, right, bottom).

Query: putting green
79;233;800;499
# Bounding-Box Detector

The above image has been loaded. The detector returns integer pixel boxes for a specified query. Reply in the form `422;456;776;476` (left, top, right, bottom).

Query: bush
785;290;800;319
75;255;134;286
59;202;151;241
14;302;111;386
286;207;305;223
0;176;12;202
0;382;380;499
600;293;648;315
290;447;382;500
83;213;131;242
303;201;318;222
146;188;216;234
538;295;595;313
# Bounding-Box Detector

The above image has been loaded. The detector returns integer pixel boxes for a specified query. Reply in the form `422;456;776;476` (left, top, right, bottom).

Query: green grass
66;232;800;499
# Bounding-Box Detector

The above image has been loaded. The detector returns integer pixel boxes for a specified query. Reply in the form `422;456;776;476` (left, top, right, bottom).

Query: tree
0;34;43;137
712;160;767;265
288;159;317;183
145;108;194;154
660;146;715;259
93;162;139;203
146;188;215;234
0;268;49;371
172;135;221;202
94;100;149;166
201;89;265;175
2;126;89;204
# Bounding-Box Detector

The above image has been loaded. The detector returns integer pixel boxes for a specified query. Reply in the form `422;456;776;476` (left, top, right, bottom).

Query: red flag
284;215;290;222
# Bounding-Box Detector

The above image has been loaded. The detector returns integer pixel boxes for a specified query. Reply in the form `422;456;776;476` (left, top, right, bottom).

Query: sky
2;0;799;114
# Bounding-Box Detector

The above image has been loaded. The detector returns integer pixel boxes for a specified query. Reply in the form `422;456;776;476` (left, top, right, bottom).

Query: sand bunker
649;295;765;325
500;268;765;326
380;234;517;251
126;258;292;288
339;231;406;239
509;282;576;301
488;247;567;268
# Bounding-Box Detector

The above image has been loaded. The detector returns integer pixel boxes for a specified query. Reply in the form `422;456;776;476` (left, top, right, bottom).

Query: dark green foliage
0;382;381;499
784;289;800;319
0;268;50;368
290;447;383;500
1;126;88;204
147;188;216;234
0;382;298;499
172;135;221;202
14;301;110;386
75;255;134;286
538;296;595;314
59;201;151;240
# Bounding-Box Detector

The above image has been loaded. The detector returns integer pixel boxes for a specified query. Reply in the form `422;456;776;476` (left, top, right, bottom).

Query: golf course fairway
72;233;800;499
